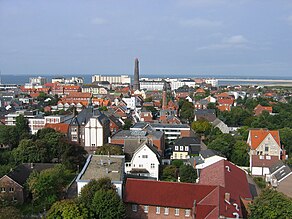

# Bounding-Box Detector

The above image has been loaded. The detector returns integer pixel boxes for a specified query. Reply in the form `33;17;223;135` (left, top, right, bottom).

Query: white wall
84;118;104;147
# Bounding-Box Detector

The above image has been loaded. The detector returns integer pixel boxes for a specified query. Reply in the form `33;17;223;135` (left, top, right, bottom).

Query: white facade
122;97;137;110
125;143;160;180
251;166;270;176
92;75;130;84
166;78;196;90
29;76;47;85
84;117;104;147
29;118;46;135
205;78;218;87
139;79;164;91
196;155;226;172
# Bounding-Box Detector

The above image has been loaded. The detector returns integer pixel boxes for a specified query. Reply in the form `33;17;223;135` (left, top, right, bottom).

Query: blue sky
1;0;292;77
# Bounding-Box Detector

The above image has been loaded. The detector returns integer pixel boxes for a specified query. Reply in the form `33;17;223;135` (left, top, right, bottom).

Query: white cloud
197;34;249;50
223;35;248;44
179;18;222;28
91;17;107;25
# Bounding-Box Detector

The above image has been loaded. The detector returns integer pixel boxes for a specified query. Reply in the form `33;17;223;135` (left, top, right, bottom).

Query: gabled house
211;118;229;134
69;107;110;150
194;109;216;122
247;129;283;176
125;141;160;180
171;137;202;160
0;163;55;204
254;104;273;116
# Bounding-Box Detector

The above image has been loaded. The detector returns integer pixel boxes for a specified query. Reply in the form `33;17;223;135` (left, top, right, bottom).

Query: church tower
133;58;140;91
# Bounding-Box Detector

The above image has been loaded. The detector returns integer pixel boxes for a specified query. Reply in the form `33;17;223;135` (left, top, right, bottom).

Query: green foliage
207;133;235;160
15;114;30;139
161;165;177;181
144;96;152;102
218;107;252;127
179;100;194;123
78;178;125;218
279;127;292;155
230;141;250;166
172;160;184;168
179;165;197;183
47;200;90;219
92;189;125;219
0;126;19;148
123;118;133;130
27;165;74;208
191;120;212;135
79;178;115;210
0;206;21;219
98;106;108;111
95;144;123;155
253;177;266;189
249;189;292;219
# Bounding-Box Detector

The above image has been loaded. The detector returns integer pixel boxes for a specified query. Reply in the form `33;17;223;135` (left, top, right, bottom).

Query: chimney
100;159;103;165
108;159;111;165
105;168;109;174
30;163;34;169
225;193;230;203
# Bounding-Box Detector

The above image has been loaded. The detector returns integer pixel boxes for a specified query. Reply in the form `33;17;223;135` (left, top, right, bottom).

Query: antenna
0;70;2;84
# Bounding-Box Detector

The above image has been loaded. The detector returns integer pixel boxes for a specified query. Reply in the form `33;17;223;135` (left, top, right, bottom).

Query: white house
125;142;160;180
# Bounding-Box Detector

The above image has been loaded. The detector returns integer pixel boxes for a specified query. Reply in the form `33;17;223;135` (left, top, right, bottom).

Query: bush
253;177;266;189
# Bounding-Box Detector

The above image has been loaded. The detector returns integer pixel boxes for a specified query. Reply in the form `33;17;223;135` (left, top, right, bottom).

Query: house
124;160;252;219
76;154;125;197
125;141;160;180
69;107;110;150
171;137;202;160
247;129;283;176
194;109;216;122
0;163;55;204
108;115;123;134
194;99;208;110
266;161;292;198
211;118;229;134
217;98;234;111
254;104;273;116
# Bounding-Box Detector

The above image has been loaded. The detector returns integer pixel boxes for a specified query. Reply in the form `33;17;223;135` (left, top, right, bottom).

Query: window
139;164;143;168
142;155;148;158
132;204;137;212
265;146;269;152
180;154;183;159
156;207;160;214
185;209;191;217
175;146;178;151
164;207;169;215
144;205;149;213
0;187;5;192
9;187;14;192
175;208;179;216
151;163;155;168
180;146;184;151
185;146;189;151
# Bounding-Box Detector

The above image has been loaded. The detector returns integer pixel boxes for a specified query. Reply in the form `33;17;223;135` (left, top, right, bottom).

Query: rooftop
78;155;124;182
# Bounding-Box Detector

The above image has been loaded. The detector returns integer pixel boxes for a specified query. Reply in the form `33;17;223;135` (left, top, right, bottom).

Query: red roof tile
251;155;279;167
45;123;69;134
124;179;217;209
248;129;280;150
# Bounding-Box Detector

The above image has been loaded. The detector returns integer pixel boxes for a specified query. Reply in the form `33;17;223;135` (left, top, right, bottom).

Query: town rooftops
251;155;280;168
248;129;280;150
77;155;125;182
200;149;224;159
150;123;190;129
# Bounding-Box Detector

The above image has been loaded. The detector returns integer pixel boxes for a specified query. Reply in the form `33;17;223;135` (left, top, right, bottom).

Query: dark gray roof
70;108;109;126
108;115;123;128
200;149;224;159
7;163;56;186
269;160;285;174
174;137;201;146
150;123;190;129
274;166;292;181
131;122;149;130
195;109;216;115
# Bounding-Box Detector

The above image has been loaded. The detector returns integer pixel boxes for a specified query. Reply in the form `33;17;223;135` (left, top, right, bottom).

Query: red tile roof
218;98;234;105
248;129;280;150
199;160;252;218
124;179;217;209
251;155;279;167
254;104;273;116
45;123;69;135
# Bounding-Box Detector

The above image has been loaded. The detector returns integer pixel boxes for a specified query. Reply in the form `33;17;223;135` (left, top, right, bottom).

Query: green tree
179;165;197;183
92;189;125;219
47;199;90;219
27;165;74;208
249;189;292;219
15;114;30;139
230;141;249;166
123;118;132;130
279;127;292;155
78;178;115;210
191;120;212;135
0;126;18;148
179;100;194;123
161;165;177;181
171;160;184;168
207;133;235;160
95;144;123;155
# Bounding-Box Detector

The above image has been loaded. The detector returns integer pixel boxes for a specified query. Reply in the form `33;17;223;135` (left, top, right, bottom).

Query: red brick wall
110;138;124;145
0;176;24;204
125;204;192;219
181;130;191;137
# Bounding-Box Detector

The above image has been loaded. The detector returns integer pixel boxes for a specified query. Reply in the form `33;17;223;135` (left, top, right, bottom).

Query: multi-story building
69;108;110;150
92;75;131;84
5;110;42;126
204;78;218;87
29;76;47;85
165;78;196;90
139;78;170;91
81;84;108;95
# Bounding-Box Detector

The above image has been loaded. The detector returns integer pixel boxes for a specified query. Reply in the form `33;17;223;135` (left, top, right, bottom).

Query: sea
1;74;292;87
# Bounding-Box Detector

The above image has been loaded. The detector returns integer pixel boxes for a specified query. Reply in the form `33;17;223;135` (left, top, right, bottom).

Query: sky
1;0;292;78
